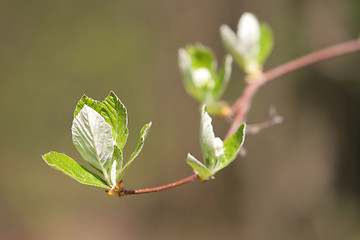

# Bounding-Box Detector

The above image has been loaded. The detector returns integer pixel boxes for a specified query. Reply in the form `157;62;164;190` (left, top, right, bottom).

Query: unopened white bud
192;67;212;88
213;137;224;157
237;12;260;48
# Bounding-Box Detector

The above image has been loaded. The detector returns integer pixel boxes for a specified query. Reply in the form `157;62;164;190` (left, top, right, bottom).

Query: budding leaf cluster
42;12;261;196
178;45;232;104
42;92;151;191
178;12;274;109
220;12;273;76
186;106;246;181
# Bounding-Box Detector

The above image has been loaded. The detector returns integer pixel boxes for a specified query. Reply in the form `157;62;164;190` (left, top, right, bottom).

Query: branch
225;39;360;138
119;173;199;197
246;107;283;135
118;39;360;197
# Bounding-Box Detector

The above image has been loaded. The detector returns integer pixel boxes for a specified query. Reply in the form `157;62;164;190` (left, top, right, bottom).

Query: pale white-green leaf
178;48;192;73
42;151;110;189
178;48;204;102
71;105;114;178
110;159;117;187
220;24;244;67
186;153;213;181
110;145;123;185
200;106;216;169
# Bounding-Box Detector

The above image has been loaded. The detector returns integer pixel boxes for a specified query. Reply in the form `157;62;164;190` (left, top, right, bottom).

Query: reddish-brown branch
225;39;360;138
121;173;199;196
118;39;360;197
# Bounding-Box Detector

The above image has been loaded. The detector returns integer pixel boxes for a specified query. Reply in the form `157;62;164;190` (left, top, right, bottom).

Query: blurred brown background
1;0;360;239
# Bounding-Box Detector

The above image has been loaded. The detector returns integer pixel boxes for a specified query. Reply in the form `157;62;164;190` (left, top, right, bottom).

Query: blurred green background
1;0;360;239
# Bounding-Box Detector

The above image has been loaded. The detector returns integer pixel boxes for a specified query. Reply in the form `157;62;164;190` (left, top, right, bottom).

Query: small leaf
178;48;204;102
257;23;274;65
110;160;118;188
74;94;102;118
220;24;244;69
128;122;152;162
186;45;216;70
42;152;110;189
200;106;217;169
219;123;246;170
72;105;114;180
118;122;152;180
214;55;232;100
109;145;123;186
186;153;213;181
101;92;129;150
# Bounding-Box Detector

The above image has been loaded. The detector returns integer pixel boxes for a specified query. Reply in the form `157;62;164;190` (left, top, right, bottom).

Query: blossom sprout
192;68;213;88
220;12;273;77
213;137;224;157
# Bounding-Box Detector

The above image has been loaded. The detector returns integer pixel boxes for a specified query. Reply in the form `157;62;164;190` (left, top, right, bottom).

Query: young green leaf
117;122;152;180
74;94;102;118
214;55;233;101
186;153;212;181
71;105;114;181
42;152;110;189
101;92;129;150
218;123;246;170
257;23;274;66
178;48;198;99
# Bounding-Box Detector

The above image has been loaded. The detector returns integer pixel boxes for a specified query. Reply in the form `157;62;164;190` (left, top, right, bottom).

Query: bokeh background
1;0;360;239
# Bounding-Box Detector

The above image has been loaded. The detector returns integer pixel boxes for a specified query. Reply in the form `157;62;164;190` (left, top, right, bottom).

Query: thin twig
225;39;360;138
246;107;283;135
121;173;199;196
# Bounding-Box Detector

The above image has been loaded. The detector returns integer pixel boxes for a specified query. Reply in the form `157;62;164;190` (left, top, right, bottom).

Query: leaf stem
225;39;360;138
121;173;199;196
